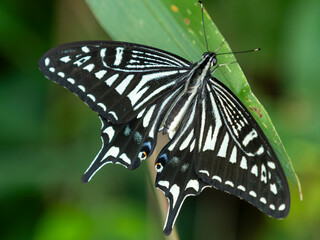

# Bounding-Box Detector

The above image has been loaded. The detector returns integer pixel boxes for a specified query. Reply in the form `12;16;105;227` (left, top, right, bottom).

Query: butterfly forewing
194;77;290;218
38;41;191;123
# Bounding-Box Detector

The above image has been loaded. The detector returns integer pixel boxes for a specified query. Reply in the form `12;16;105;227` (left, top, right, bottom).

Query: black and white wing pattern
193;77;290;218
38;41;191;123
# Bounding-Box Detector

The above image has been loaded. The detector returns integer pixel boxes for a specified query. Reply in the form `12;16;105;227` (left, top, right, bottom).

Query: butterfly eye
138;151;147;160
155;162;163;173
202;52;209;58
211;57;217;66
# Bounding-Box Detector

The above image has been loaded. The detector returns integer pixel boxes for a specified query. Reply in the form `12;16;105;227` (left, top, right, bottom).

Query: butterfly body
39;41;290;235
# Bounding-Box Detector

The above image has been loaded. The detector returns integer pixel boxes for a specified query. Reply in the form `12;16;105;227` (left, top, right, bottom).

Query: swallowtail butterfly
38;7;290;237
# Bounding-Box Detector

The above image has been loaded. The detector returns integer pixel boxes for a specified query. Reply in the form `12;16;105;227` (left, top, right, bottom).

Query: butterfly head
202;52;218;68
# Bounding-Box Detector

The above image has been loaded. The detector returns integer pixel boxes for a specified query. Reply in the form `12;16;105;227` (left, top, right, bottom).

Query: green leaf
86;0;301;195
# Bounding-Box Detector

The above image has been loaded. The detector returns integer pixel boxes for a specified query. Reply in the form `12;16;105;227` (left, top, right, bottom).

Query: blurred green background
1;0;319;239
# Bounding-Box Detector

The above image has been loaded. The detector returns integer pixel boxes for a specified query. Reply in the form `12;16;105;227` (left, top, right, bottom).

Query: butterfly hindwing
38;41;191;124
82;85;185;183
155;98;209;235
194;77;290;218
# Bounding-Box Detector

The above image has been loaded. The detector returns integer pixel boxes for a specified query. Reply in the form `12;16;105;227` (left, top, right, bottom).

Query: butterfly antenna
199;1;209;52
211;61;238;74
216;48;261;56
214;40;226;53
